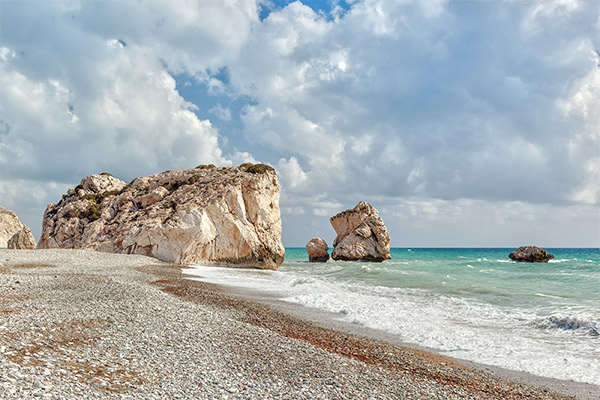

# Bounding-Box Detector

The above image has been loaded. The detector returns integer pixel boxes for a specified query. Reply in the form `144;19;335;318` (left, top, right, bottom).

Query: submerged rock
0;206;28;248
38;165;285;269
330;202;391;262
8;226;36;250
509;246;554;263
306;237;329;262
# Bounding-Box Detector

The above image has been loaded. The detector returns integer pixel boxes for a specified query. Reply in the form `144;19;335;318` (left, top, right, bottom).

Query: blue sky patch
260;0;353;20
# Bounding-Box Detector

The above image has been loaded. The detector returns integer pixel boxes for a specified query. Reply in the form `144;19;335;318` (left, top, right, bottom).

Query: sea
183;248;600;386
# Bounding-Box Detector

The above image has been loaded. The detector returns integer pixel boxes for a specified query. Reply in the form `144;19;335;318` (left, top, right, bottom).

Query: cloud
0;42;228;235
71;0;259;76
557;51;600;204
0;43;226;183
209;104;233;121
0;0;597;246
228;0;600;208
378;197;600;248
0;1;245;236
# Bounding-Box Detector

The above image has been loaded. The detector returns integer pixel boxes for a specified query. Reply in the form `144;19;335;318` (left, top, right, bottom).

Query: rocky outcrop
509;246;554;263
38;165;285;269
306;237;329;262
0;206;27;248
330;202;391;262
8;226;37;250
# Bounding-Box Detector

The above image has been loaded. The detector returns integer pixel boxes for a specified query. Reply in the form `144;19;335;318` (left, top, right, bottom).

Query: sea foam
184;248;600;386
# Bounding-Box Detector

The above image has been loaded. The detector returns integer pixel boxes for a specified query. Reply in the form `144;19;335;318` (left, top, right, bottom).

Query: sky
0;0;599;247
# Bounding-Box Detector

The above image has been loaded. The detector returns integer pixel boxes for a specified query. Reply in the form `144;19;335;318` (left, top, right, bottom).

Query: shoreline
208;280;600;400
141;261;600;400
1;249;597;399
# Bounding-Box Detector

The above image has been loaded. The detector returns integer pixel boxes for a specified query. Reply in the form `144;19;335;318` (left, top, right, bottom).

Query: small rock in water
509;246;554;263
306;238;330;262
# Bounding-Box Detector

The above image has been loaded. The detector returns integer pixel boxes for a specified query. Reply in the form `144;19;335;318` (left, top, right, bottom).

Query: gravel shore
0;249;593;399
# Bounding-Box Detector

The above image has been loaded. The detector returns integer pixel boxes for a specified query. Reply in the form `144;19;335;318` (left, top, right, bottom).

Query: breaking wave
537;315;599;336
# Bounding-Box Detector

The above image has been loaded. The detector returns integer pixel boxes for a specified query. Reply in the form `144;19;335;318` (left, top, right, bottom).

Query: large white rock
38;165;285;269
330;201;391;262
0;206;26;248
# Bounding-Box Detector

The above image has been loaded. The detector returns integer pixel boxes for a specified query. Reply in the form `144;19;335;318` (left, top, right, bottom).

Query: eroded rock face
330;202;391;262
306;237;329;262
0;206;26;248
38;165;285;269
509;246;554;263
8;226;36;250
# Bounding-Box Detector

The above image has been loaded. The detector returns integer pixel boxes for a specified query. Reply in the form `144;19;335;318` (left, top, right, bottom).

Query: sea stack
330;201;391;262
509;246;554;263
37;164;285;269
306;237;330;262
0;205;33;248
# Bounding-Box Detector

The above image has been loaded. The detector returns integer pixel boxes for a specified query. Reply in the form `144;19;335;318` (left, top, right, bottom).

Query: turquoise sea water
184;248;600;385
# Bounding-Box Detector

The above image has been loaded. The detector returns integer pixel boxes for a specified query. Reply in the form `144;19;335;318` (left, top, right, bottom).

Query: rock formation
38;165;285;269
0;206;28;248
330;202;391;262
306;237;329;262
509;246;554;263
8;226;37;250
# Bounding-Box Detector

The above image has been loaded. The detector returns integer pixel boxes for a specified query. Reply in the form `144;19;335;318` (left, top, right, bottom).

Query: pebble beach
0;249;597;399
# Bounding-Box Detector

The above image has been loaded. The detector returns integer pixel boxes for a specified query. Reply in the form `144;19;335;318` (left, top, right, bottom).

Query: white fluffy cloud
0;42;228;234
222;0;599;245
232;0;599;205
0;1;243;236
0;0;598;245
0;0;259;183
1;45;225;176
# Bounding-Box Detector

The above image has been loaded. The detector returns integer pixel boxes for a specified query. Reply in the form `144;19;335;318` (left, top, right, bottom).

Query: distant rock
330;202;391;262
509;246;554;263
37;165;285;269
8;226;36;250
306;237;329;262
0;205;27;248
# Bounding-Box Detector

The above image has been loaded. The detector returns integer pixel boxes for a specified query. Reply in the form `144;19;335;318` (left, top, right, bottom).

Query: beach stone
37;164;285;269
0;206;26;248
306;237;329;262
330;201;391;262
509;246;554;263
7;226;36;250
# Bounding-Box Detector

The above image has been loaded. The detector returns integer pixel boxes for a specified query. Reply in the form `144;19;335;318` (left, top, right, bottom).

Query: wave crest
538;315;599;336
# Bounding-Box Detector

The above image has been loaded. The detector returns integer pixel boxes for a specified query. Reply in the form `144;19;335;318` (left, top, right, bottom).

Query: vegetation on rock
79;203;104;221
82;190;120;203
238;163;275;174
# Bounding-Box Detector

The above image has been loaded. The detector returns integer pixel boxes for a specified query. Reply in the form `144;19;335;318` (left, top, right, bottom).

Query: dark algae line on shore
142;263;572;400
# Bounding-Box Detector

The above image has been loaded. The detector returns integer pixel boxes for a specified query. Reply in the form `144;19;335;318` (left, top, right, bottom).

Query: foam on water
538;315;599;336
184;248;600;385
